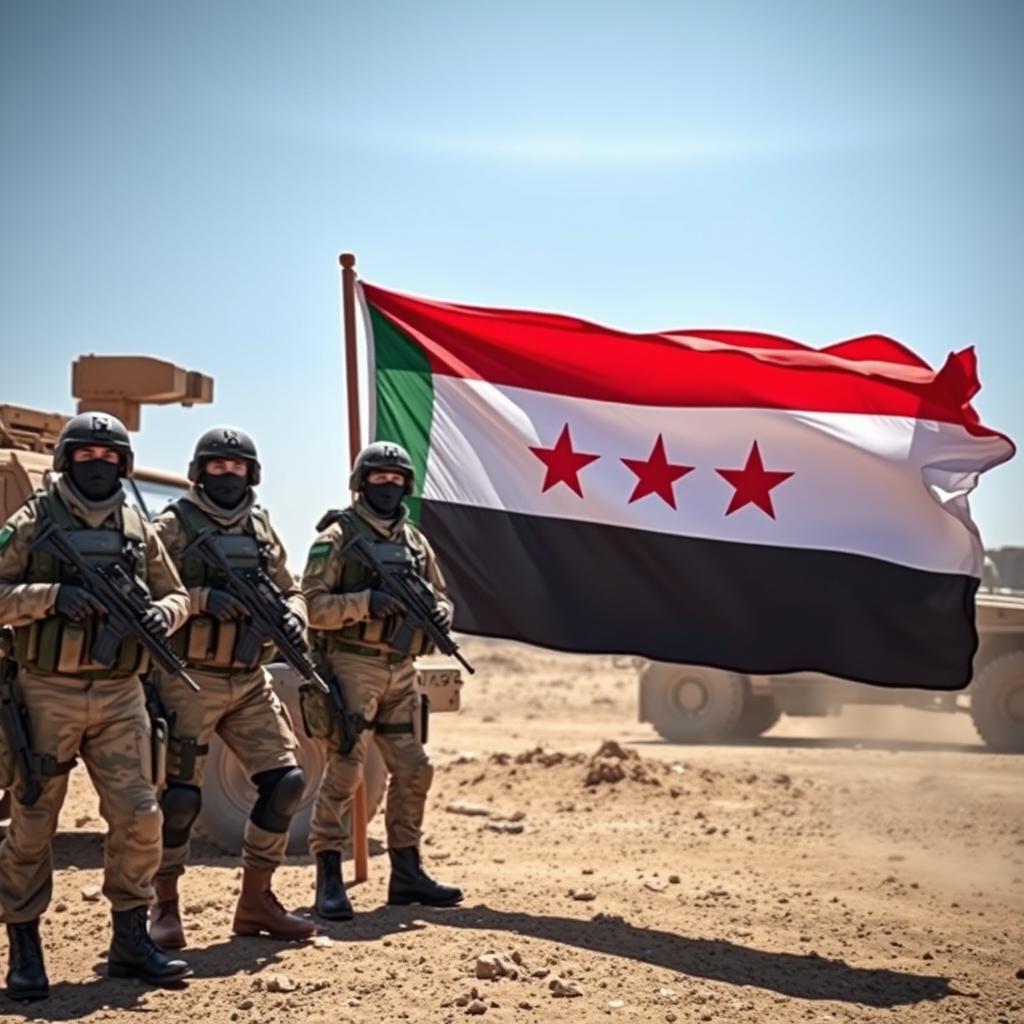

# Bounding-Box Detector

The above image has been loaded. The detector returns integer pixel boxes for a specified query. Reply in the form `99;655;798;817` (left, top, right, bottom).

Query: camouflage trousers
155;666;298;878
0;671;160;923
308;651;431;855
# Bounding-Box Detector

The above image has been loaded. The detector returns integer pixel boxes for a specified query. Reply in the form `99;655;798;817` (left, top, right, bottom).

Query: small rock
666;1015;678;1023
668;875;681;884
452;752;479;765
518;1001;533;1010
266;974;297;993
549;977;584;998
446;801;492;817
486;821;525;835
466;998;488;1015
81;884;102;902
74;815;93;828
476;953;515;980
313;935;335;948
184;902;204;915
531;968;550;979
1016;966;1024;980
645;880;668;893
53;901;68;913
582;867;595;875
608;998;625;1008
570;888;596;902
237;999;254;1011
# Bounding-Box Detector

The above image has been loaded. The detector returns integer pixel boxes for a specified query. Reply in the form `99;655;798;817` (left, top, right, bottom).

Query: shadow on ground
317;903;965;1009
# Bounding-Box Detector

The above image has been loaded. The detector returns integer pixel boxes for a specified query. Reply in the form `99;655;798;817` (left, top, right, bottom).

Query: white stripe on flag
422;376;1004;577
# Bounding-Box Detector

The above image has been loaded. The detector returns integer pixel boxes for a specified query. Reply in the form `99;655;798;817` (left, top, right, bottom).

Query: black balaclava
200;469;249;510
362;481;405;519
68;458;121;502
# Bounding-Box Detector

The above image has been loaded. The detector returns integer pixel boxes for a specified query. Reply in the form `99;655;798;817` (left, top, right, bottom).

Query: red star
621;435;694;509
716;442;794;518
529;424;600;497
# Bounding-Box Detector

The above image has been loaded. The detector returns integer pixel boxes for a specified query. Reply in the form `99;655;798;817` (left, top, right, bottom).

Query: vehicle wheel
731;693;782;738
970;650;1024;753
640;662;746;743
196;666;387;855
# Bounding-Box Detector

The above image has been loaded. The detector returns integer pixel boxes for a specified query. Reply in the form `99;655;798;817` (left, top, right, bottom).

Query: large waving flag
360;283;1014;689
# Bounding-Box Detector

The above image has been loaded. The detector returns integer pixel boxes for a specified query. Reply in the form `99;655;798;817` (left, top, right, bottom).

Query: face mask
68;459;121;502
363;481;405;518
200;471;249;509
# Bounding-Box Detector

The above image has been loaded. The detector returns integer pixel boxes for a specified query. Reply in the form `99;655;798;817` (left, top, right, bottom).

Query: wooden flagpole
339;251;370;884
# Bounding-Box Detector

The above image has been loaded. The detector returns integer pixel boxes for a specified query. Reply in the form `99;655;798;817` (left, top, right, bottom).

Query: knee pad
250;766;306;833
132;798;163;845
160;782;202;848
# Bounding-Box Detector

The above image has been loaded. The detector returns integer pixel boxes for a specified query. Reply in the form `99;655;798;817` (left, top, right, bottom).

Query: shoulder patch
0;525;13;554
304;540;332;573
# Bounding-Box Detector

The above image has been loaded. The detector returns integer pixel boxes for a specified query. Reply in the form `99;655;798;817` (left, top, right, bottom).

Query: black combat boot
5;920;49;1002
387;847;463;907
315;851;354;920
108;907;192;984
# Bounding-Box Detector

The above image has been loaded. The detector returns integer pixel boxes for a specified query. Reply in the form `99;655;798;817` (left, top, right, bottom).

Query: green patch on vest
305;541;332;573
0;526;12;555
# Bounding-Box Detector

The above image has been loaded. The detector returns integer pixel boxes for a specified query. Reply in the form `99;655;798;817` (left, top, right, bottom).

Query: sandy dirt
3;639;1022;1023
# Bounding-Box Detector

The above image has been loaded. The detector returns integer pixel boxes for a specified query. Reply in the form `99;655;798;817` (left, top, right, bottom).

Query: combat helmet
188;426;262;484
349;441;414;495
53;412;134;476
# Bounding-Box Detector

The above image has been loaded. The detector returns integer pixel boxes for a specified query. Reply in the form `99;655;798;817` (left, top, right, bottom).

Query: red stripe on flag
362;283;1008;439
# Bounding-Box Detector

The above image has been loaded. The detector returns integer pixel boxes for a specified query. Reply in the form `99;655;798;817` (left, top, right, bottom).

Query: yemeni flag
360;283;1014;689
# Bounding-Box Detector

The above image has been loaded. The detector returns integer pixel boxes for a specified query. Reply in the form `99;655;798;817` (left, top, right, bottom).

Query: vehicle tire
731;693;782;738
640;662;746;743
969;650;1024;753
196;665;387;855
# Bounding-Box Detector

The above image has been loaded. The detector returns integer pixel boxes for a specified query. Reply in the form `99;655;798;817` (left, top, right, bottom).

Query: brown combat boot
231;868;316;941
148;876;186;950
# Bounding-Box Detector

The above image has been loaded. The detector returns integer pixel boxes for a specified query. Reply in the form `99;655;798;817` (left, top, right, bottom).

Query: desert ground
3;639;1022;1024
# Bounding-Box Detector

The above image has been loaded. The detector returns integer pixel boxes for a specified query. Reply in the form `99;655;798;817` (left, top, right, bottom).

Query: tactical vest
13;491;149;678
326;508;435;657
167;499;277;670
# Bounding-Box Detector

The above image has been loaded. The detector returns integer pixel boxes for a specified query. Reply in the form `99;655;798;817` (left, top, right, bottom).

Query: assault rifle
182;531;328;694
0;644;41;806
30;521;199;692
339;533;475;675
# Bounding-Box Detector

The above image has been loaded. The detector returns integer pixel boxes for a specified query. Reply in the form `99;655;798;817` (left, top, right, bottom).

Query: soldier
147;427;315;949
302;441;462;919
0;413;192;1000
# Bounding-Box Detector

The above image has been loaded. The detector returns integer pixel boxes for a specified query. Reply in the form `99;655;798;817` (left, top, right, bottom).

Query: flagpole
339;251;371;884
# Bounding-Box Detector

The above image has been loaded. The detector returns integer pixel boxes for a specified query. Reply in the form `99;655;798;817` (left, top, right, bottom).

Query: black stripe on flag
421;501;979;690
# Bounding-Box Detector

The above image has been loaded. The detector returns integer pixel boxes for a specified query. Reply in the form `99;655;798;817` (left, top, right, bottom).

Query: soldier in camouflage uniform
147;427;315;948
302;441;462;920
0;413;192;1001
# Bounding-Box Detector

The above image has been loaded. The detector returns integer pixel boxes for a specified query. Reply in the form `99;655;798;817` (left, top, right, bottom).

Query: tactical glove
55;585;107;622
206;589;248;622
280;611;307;650
369;590;405;619
140;606;169;637
430;604;453;632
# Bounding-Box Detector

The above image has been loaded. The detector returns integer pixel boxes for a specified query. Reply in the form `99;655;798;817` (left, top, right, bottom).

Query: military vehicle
0;356;463;850
638;586;1024;752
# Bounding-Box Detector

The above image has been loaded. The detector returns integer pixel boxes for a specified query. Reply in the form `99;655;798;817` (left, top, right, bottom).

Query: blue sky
2;0;1021;559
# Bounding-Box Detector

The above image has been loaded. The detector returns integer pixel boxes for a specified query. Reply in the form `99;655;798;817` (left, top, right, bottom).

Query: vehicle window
125;477;188;520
